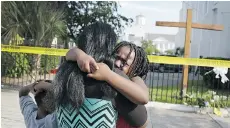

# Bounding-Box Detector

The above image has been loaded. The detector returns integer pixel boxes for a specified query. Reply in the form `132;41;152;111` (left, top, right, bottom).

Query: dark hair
35;91;46;107
112;41;149;79
52;22;117;110
33;80;55;113
78;22;117;61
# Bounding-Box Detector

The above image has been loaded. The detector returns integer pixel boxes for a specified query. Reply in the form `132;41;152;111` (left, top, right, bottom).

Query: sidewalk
1;89;230;128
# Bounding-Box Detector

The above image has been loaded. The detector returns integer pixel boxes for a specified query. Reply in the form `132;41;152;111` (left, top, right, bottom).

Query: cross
155;9;224;97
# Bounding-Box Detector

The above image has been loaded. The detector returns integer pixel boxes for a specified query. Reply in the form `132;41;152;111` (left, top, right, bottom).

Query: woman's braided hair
112;41;149;79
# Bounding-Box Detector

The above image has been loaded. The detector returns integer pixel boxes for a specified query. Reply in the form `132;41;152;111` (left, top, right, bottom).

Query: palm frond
2;1;67;46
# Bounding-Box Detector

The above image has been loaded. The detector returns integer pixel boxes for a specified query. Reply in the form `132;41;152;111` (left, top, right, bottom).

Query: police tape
147;56;230;68
1;45;230;68
1;45;68;56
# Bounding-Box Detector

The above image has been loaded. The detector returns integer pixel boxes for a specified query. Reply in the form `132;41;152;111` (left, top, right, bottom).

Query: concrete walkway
1;89;230;128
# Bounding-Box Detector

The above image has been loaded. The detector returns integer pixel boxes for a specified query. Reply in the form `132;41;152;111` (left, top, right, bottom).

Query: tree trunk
31;54;41;81
60;39;69;64
31;40;42;80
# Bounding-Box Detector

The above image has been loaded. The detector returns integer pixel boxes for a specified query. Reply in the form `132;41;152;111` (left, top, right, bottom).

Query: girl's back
52;22;118;128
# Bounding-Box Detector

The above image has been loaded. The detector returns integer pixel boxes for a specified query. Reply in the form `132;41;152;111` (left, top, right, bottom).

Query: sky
118;1;182;35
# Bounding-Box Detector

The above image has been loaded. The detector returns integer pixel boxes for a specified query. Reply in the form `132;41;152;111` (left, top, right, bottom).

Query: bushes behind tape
40;55;60;74
1;52;60;78
1;52;31;78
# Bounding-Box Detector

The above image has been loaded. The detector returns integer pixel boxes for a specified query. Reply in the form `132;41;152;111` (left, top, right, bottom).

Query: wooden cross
155;9;224;97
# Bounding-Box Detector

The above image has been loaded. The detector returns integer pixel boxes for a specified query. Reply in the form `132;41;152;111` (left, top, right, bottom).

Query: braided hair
112;41;149;79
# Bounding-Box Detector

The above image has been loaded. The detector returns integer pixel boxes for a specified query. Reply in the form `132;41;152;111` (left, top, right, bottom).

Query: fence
1;52;61;86
1;45;230;107
146;63;230;107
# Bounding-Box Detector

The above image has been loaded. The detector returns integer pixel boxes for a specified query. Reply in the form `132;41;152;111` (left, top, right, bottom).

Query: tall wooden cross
155;9;224;96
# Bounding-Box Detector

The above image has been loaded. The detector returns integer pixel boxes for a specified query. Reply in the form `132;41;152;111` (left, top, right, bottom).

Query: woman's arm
66;47;85;61
66;47;98;73
66;47;149;105
105;71;149;105
87;63;149;105
131;76;148;96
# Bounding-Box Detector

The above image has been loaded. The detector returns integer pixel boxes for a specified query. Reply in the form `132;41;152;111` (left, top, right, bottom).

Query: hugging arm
66;47;149;105
104;71;148;105
66;47;98;73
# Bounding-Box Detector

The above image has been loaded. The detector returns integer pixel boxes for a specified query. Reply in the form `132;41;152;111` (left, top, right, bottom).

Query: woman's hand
87;63;111;81
77;54;99;73
66;47;98;73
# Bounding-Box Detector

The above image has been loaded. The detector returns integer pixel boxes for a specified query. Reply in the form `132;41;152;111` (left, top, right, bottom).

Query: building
124;14;146;46
146;34;176;54
176;1;230;58
123;15;176;54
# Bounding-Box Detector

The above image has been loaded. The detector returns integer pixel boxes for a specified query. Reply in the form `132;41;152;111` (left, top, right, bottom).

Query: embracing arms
66;47;149;105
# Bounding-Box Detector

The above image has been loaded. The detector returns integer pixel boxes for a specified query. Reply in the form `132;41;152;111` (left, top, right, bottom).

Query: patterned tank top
56;98;117;128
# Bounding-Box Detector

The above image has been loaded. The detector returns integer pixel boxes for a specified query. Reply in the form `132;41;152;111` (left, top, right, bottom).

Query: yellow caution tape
1;45;68;56
147;56;230;68
1;45;230;68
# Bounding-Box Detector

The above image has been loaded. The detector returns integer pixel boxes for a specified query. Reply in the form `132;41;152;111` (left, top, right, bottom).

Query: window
212;8;218;24
204;2;208;14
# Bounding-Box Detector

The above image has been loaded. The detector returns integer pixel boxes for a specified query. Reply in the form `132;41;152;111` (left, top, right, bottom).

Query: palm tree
2;1;67;79
2;1;66;46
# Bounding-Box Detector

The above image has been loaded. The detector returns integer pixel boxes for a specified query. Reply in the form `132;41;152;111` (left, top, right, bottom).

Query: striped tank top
56;98;117;128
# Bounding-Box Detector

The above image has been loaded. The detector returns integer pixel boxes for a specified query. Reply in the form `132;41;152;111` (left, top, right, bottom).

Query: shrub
1;52;30;78
39;55;60;74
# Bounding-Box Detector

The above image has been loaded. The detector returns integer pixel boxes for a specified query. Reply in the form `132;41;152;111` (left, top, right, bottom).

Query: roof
153;37;169;42
145;33;176;42
136;14;145;18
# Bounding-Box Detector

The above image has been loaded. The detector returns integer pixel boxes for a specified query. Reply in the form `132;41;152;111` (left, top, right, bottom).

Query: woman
66;41;149;128
49;22;119;128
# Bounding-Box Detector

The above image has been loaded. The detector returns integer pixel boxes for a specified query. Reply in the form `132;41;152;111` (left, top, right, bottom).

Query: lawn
148;80;230;107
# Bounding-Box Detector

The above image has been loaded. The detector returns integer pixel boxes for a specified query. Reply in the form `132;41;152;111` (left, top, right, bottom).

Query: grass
148;80;230;107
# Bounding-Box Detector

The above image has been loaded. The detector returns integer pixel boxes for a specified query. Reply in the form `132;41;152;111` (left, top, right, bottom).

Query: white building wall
152;41;175;54
176;1;230;58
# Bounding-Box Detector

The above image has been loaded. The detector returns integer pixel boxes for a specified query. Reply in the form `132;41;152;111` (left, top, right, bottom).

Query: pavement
1;89;26;128
1;88;230;128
